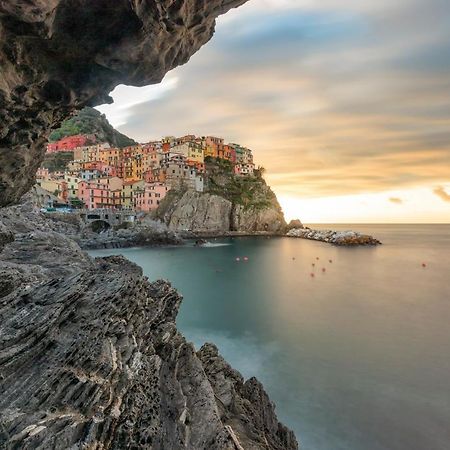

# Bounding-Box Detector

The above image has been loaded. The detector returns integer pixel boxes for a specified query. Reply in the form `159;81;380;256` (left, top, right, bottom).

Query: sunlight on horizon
94;0;450;224
278;186;450;223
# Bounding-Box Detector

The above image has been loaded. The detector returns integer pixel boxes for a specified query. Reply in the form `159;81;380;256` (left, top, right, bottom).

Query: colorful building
47;135;90;153
77;177;123;210
42;133;255;211
134;182;170;212
121;180;144;210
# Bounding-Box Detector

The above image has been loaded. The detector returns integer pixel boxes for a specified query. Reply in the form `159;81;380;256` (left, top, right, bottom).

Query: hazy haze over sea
90;224;450;450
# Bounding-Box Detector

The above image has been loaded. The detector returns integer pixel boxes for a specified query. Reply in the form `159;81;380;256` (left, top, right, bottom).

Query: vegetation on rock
49;107;136;148
205;157;274;210
41;151;74;172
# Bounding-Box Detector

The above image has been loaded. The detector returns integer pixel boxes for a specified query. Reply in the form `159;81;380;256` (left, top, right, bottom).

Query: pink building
134;182;170;212
78;177;123;210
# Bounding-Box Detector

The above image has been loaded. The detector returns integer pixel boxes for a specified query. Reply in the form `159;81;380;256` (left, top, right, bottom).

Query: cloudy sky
97;0;450;223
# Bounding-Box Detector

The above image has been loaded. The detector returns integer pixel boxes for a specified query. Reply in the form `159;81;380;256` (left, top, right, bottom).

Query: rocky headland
153;159;286;235
287;227;382;246
0;193;181;251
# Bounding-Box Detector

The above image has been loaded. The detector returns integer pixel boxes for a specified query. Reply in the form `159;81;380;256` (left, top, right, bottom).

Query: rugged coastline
0;196;298;450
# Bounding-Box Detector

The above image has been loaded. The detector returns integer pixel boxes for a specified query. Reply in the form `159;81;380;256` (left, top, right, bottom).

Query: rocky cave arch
0;0;248;207
90;219;111;233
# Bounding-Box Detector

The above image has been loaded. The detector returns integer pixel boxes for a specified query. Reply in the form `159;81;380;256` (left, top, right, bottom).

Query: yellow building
39;179;62;195
172;142;204;163
98;148;122;166
204;145;217;158
64;173;82;198
121;180;144;209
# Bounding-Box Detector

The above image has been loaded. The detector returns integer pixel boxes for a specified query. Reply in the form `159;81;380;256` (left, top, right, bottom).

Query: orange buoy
316;257;320;260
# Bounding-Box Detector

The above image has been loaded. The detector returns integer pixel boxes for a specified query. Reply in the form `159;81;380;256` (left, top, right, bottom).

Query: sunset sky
97;0;450;223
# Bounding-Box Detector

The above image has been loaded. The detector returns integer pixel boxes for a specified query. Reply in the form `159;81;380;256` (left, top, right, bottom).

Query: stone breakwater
287;228;381;246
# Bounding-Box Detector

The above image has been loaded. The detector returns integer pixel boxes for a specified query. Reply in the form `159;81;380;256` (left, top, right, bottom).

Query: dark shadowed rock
198;343;298;450
0;0;248;206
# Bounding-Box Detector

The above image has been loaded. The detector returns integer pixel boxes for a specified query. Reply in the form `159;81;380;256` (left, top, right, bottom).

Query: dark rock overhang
0;0;248;206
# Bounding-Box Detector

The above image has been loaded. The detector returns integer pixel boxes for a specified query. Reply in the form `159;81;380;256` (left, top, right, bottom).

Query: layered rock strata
0;203;298;449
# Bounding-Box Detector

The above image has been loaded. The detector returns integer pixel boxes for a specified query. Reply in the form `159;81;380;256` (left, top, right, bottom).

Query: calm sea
90;224;450;450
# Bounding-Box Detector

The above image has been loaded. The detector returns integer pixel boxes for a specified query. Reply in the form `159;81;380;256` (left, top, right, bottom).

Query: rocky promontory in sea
153;159;287;234
287;227;382;246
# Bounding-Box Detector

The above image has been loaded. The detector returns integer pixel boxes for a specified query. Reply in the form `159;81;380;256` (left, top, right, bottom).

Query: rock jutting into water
0;209;298;449
153;159;287;234
0;192;182;251
287;227;382;246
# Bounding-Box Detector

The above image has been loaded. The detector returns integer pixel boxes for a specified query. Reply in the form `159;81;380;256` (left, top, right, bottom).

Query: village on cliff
37;134;256;212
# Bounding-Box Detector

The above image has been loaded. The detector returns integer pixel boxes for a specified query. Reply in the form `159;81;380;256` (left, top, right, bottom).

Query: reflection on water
90;225;450;450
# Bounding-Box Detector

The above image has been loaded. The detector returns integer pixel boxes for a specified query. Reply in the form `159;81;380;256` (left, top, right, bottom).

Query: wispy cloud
97;0;450;221
433;186;450;202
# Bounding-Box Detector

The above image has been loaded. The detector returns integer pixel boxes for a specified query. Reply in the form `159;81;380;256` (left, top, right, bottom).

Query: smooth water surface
90;225;450;450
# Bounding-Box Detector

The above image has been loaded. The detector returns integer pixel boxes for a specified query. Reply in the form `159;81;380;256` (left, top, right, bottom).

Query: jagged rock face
160;191;233;233
0;0;247;206
0;222;298;449
156;186;287;234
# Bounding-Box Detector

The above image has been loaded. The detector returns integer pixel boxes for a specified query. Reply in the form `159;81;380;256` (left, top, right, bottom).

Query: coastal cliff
0;213;297;449
155;159;287;234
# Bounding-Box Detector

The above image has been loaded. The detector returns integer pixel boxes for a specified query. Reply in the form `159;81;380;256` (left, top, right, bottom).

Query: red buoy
243;256;249;261
322;268;326;273
310;273;315;277
316;257;320;260
329;259;333;263
422;263;426;268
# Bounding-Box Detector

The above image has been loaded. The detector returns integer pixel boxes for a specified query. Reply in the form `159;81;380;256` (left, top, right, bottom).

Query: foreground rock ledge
0;0;248;207
0;222;298;449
